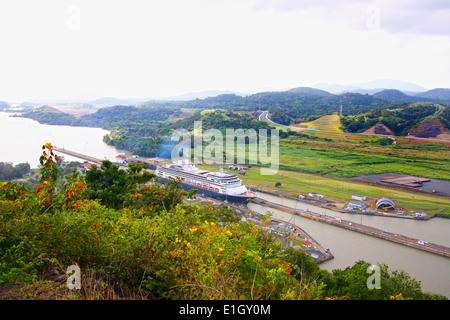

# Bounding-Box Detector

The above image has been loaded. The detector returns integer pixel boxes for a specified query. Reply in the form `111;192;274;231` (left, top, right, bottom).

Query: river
0;112;123;168
249;192;450;298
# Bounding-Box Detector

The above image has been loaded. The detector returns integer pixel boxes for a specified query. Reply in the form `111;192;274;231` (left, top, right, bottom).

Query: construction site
352;173;450;197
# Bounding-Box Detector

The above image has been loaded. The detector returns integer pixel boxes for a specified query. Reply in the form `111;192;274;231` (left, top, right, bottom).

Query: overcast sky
0;0;449;102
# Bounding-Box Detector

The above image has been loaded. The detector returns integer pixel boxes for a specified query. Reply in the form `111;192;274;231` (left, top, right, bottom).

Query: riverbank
189;195;335;264
251;197;450;258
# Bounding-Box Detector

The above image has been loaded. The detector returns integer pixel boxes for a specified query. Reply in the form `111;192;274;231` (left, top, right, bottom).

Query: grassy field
300;114;342;132
192;131;450;217
278;137;450;180
198;163;450;217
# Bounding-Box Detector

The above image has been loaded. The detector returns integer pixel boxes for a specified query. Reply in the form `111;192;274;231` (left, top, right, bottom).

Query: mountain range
312;79;429;94
1;80;449;108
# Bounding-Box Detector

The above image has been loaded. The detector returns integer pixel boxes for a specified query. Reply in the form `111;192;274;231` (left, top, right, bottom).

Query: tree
84;160;155;209
84;160;129;209
321;260;425;300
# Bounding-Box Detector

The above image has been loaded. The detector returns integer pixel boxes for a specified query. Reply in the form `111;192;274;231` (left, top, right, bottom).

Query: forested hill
71;105;181;129
15;86;450;128
18;105;181;129
141;90;411;125
340;103;450;136
171;109;272;132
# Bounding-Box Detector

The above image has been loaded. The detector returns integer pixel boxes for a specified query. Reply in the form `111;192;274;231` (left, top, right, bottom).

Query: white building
116;155;128;164
348;200;367;210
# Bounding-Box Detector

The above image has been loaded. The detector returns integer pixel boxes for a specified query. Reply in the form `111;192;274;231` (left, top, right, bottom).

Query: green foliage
0;238;56;285
341;103;448;135
171;109;272;133
84;160;155;209
371;137;394;146
320;261;425;300
0;162;31;181
0;144;446;300
19;105;180;158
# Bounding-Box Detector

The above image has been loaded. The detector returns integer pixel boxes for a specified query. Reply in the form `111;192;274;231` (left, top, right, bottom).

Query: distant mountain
372;89;425;103
312;83;357;94
287;87;333;97
162;90;244;101
88;97;140;106
351;79;428;92
313;79;428;94
0;100;10;110
19;102;40;108
415;88;450;101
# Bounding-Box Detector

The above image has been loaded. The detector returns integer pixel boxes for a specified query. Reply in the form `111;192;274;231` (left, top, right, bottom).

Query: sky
0;0;449;102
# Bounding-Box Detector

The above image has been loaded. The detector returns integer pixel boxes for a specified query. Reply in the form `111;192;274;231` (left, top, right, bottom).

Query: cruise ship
155;160;256;204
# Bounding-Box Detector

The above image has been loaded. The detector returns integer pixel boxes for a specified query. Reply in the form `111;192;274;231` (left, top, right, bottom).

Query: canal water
249;192;450;298
0;112;122;168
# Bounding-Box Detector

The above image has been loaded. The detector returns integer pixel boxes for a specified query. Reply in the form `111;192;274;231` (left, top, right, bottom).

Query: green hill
171;109;272;133
18;106;76;125
415;88;450;103
340;103;449;136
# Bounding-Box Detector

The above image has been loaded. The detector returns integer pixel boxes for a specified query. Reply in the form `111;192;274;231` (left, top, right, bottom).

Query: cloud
248;0;450;36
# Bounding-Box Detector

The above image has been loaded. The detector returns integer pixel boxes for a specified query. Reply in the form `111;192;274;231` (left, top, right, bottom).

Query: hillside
373;89;426;103
141;88;405;125
300;114;342;131
18;106;77;125
415;88;450;101
362;123;394;136
408;118;450;140
287;87;333;97
171;109;272;133
340;103;449;136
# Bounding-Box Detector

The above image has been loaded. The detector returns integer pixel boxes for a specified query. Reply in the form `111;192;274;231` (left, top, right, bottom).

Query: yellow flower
189;227;197;233
186;242;191;247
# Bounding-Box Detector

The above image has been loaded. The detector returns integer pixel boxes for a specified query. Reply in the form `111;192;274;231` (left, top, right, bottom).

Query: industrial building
375;198;396;210
347;200;367;210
